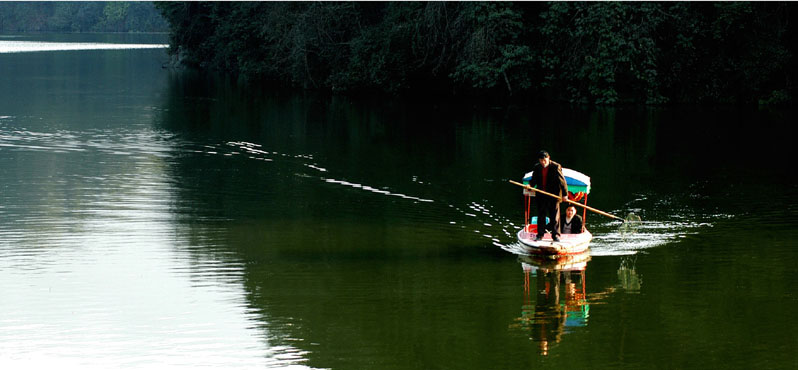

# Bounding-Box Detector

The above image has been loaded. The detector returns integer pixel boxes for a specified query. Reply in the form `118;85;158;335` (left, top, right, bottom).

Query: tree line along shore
3;2;795;105
155;2;797;105
0;2;167;33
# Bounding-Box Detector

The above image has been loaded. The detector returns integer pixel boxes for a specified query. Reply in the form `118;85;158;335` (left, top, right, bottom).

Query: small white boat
516;168;594;256
517;221;592;255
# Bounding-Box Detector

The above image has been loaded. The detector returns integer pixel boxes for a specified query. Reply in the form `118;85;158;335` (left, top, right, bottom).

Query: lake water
1;33;797;369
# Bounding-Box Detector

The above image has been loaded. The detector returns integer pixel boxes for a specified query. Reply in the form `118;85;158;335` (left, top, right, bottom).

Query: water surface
1;33;797;369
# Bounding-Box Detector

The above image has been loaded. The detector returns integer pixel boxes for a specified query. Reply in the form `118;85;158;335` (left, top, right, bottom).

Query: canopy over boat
522;168;591;195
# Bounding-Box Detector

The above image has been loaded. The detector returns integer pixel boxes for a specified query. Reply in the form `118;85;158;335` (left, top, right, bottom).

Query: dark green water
1;34;797;369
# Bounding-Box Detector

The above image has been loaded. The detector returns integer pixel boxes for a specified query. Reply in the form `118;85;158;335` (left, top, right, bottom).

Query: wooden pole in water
508;180;626;222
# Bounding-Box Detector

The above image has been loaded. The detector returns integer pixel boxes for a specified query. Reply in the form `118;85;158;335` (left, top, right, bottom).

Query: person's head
538;150;550;167
566;206;576;218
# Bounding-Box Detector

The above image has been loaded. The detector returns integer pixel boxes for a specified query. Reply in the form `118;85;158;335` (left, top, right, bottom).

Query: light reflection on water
1;117;670;367
0;41;168;54
0;123;317;368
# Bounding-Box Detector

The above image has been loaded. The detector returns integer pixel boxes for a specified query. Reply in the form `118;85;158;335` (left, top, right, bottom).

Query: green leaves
450;3;534;94
155;2;795;105
0;2;166;32
538;2;668;104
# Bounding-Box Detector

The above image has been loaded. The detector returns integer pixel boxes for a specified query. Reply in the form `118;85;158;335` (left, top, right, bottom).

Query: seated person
560;206;583;234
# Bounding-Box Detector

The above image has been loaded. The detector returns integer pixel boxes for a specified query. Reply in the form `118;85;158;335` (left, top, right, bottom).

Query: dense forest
155;2;797;105
0;2;167;33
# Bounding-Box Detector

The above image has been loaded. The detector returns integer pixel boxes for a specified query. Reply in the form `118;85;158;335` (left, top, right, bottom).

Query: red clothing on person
541;165;549;189
529;160;568;239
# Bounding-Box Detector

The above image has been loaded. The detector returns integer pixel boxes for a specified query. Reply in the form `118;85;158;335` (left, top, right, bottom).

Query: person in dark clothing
560;206;583;234
529;150;568;242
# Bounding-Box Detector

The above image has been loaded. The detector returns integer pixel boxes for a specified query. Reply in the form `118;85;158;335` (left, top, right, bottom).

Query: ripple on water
452;188;730;257
0;127;322;369
223;140;434;204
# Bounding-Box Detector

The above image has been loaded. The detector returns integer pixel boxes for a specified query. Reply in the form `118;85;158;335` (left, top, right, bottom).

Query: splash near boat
513;168;593;256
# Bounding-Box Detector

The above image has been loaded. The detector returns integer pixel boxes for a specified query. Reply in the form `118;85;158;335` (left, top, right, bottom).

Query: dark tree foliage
0;2;168;33
156;1;798;105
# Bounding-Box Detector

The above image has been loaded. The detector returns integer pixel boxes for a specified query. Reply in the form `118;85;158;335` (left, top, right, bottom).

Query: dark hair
538;150;550;159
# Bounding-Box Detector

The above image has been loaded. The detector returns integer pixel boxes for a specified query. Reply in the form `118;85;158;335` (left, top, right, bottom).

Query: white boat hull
517;228;592;256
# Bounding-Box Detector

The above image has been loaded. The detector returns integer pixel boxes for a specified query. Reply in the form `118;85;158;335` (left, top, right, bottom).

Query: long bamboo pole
509;180;625;222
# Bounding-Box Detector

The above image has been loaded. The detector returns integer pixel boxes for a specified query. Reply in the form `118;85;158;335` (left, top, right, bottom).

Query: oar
508;180;626;222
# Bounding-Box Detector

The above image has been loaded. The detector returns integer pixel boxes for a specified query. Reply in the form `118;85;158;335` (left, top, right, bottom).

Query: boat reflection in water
510;254;642;355
510;253;591;355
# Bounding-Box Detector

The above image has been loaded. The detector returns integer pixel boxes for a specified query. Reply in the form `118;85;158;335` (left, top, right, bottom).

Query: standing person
560;206;583;234
529;150;568;242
